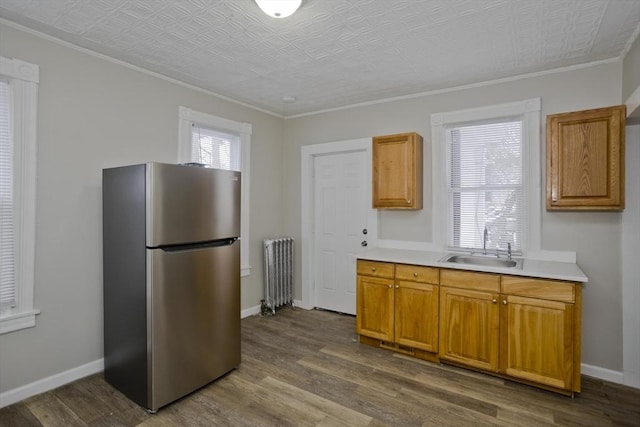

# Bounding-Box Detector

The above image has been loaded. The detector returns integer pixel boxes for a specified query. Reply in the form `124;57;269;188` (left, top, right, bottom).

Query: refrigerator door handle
158;237;238;253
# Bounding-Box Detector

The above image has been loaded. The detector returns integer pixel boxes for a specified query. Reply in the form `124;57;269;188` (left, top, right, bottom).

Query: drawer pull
388;284;392;288
413;272;418;277
492;299;497;304
371;267;376;272
395;285;399;289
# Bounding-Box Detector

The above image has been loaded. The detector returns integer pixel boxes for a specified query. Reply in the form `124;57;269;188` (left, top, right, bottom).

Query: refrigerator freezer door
147;241;241;411
146;163;240;247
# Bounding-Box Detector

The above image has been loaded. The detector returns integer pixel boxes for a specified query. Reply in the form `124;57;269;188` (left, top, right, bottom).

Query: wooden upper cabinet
372;132;423;209
546;105;625;210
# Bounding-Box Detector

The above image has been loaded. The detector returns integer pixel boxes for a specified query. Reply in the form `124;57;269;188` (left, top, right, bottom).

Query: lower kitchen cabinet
499;276;582;393
356;259;583;395
394;279;438;352
356;261;439;359
439;286;499;372
356;273;394;341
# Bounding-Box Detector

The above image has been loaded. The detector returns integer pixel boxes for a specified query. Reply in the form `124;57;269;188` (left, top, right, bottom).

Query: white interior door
313;150;368;314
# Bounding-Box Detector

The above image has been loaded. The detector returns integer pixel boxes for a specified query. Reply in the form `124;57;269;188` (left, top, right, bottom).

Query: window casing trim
0;56;39;334
178;106;252;277
431;98;542;257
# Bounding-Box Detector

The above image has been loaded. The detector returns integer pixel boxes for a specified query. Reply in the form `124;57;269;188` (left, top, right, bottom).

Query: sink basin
440;254;523;269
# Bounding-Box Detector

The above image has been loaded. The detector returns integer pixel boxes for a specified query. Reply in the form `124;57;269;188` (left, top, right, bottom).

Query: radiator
261;237;294;315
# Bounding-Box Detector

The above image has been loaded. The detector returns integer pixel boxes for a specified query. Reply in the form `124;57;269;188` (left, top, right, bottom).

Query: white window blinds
445;119;523;254
0;80;15;309
191;123;240;171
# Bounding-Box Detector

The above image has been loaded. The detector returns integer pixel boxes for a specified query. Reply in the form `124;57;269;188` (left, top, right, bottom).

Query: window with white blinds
178;106;252;277
445;119;523;254
0;80;15;309
190;123;240;171
0;56;39;334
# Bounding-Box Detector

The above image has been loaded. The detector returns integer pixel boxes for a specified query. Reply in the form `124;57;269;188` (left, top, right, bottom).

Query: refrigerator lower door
147;241;240;411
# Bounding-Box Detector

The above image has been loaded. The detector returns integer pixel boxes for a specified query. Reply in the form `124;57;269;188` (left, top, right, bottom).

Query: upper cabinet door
546;105;625;211
372;132;423;209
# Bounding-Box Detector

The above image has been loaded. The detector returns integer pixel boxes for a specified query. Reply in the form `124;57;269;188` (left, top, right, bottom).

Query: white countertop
357;248;588;283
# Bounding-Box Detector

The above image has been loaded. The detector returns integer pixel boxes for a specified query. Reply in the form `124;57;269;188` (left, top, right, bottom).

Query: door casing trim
301;138;378;310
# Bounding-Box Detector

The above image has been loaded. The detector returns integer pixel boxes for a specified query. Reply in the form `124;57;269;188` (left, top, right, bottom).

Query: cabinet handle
413;272;418;277
407;199;411;204
492;299;497;303
388;284;392;288
371;267;376;272
502;300;507;305
395;285;399;289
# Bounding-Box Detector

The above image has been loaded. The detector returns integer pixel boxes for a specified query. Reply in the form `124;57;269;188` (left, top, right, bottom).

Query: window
431;98;541;256
0;56;39;334
178;106;252;276
190;123;240;171
446;119;523;254
0;80;14;309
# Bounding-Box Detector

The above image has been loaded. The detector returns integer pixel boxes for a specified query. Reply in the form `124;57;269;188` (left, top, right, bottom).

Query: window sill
0;309;40;335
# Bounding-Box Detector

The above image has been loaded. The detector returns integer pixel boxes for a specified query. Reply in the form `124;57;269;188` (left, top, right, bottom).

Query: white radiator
261;237;294;315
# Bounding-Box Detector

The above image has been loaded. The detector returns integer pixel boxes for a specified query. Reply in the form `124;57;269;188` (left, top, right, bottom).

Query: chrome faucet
482;226;488;255
507;242;512;260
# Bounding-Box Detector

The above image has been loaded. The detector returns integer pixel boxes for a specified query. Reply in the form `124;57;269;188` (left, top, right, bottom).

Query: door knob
361;241;368;247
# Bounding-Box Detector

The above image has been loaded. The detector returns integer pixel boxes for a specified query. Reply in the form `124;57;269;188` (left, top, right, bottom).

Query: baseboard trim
0;358;104;409
241;304;261;318
581;363;624;384
241;300;309;318
0;357;632;409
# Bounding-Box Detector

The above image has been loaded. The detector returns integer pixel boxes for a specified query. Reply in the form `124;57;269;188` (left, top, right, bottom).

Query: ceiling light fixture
255;0;301;18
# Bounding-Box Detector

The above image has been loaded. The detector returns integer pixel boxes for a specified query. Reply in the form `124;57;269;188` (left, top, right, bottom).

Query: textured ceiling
1;0;639;117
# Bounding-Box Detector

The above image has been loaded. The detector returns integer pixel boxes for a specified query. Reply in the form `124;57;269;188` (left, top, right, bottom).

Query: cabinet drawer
357;260;394;279
501;276;575;303
396;264;439;284
440;269;500;292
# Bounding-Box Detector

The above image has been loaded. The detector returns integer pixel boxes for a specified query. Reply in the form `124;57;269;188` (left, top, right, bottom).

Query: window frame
178;106;252;277
0;56;39;334
431;98;541;256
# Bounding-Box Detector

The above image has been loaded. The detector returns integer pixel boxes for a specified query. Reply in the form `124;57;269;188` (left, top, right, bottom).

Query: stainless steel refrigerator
102;162;241;412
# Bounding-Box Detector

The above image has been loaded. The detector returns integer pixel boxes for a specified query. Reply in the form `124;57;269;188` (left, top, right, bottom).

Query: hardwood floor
1;308;639;426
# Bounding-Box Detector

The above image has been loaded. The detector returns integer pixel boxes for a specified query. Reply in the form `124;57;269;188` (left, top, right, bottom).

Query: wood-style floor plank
1;308;640;426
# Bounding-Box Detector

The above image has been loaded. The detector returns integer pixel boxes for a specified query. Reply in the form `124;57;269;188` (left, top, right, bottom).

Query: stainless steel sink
440;254;523;269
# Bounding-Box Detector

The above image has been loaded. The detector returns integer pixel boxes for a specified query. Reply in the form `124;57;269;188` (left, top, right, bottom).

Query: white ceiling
1;0;639;117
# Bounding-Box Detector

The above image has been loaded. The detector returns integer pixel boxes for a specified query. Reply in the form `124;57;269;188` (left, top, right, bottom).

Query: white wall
0;23;285;395
623;35;640;103
284;61;626;373
622;124;640;388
